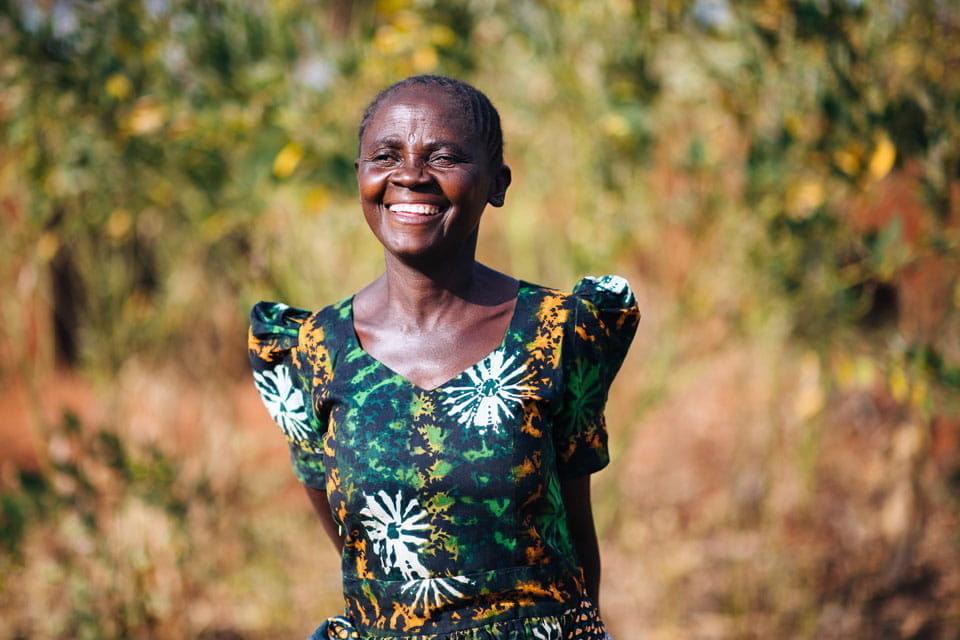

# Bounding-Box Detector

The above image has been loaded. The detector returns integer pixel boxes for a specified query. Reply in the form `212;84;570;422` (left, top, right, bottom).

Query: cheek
357;169;386;202
360;204;386;244
444;170;485;201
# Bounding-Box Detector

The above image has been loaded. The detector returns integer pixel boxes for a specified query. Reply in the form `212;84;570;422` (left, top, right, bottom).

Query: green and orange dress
249;276;639;640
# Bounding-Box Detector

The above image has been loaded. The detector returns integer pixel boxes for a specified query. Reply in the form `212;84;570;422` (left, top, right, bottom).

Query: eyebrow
366;135;472;156
367;135;403;148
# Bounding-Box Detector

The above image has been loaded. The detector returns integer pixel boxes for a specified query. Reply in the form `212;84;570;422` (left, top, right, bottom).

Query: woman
249;75;639;640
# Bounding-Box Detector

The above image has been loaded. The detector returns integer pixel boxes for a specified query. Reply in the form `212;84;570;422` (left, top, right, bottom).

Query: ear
354;158;361;201
487;163;512;208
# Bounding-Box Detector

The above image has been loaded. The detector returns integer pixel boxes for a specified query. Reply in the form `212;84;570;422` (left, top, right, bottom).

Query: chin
376;227;477;265
387;241;467;266
388;246;442;263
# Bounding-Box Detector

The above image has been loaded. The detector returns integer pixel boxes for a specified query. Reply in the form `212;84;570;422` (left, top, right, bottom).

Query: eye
369;151;400;166
429;153;463;167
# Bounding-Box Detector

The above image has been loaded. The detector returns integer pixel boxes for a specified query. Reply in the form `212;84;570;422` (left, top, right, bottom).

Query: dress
248;276;640;640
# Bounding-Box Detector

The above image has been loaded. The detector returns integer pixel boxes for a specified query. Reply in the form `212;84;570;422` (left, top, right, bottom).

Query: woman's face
355;86;510;264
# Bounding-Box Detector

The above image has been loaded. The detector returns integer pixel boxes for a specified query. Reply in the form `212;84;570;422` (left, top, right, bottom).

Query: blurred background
1;0;958;638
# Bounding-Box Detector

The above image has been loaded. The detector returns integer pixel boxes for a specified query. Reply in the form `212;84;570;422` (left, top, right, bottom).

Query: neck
378;252;478;322
381;263;483;324
387;244;478;286
363;241;517;328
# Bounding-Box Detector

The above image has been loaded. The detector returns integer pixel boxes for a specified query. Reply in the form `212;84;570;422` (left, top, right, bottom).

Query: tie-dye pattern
249;277;639;639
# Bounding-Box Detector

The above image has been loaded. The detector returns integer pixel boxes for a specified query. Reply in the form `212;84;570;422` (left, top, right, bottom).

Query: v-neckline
345;281;529;392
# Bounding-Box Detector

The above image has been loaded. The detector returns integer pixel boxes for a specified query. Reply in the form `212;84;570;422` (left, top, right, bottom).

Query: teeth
389;204;442;215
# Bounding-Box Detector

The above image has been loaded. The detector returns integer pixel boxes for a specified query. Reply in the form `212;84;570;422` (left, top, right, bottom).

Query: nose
390;156;433;188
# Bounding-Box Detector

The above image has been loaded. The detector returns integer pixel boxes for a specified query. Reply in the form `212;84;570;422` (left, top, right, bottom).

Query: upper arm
560;475;595;541
305;485;344;553
560;474;601;607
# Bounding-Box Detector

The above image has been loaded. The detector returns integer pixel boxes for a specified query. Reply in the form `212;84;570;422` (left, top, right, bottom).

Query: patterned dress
248;276;639;640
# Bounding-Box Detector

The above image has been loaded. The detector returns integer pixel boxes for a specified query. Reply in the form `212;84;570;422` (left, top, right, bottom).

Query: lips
388;203;444;216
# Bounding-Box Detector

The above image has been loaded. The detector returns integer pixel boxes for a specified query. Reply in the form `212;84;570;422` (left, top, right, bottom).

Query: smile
388;203;444;216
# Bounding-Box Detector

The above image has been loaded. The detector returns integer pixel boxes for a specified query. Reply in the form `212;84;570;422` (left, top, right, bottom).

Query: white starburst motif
401;574;472;611
359;490;431;579
253;364;311;442
532;620;562;640
441;350;531;434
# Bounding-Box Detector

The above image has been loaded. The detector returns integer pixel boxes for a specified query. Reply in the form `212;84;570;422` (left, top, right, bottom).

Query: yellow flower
273;141;304;179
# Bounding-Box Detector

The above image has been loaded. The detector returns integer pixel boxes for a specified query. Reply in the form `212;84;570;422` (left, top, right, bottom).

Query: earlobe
488;164;512;208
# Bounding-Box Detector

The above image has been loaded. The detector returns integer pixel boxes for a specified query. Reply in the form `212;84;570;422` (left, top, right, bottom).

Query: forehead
361;87;479;147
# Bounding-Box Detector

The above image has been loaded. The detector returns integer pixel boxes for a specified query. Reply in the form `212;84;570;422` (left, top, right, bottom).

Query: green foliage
1;0;360;368
0;470;45;557
698;0;959;409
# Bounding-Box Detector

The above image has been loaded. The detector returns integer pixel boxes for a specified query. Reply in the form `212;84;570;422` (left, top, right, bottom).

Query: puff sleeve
248;302;327;489
553;276;640;479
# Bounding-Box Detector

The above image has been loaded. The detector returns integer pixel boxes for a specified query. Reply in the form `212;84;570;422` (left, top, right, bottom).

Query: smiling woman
248;75;639;640
354;81;511;274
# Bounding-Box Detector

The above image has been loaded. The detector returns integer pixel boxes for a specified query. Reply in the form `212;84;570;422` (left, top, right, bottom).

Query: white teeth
389;204;442;215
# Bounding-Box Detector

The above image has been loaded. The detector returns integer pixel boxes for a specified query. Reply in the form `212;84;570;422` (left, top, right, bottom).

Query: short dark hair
358;75;504;167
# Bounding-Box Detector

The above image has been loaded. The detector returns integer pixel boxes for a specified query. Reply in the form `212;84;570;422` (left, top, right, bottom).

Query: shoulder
249;302;312;366
570;275;639;328
563;275;640;361
298;296;352;339
248;297;351;365
520;275;639;323
250;301;312;334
